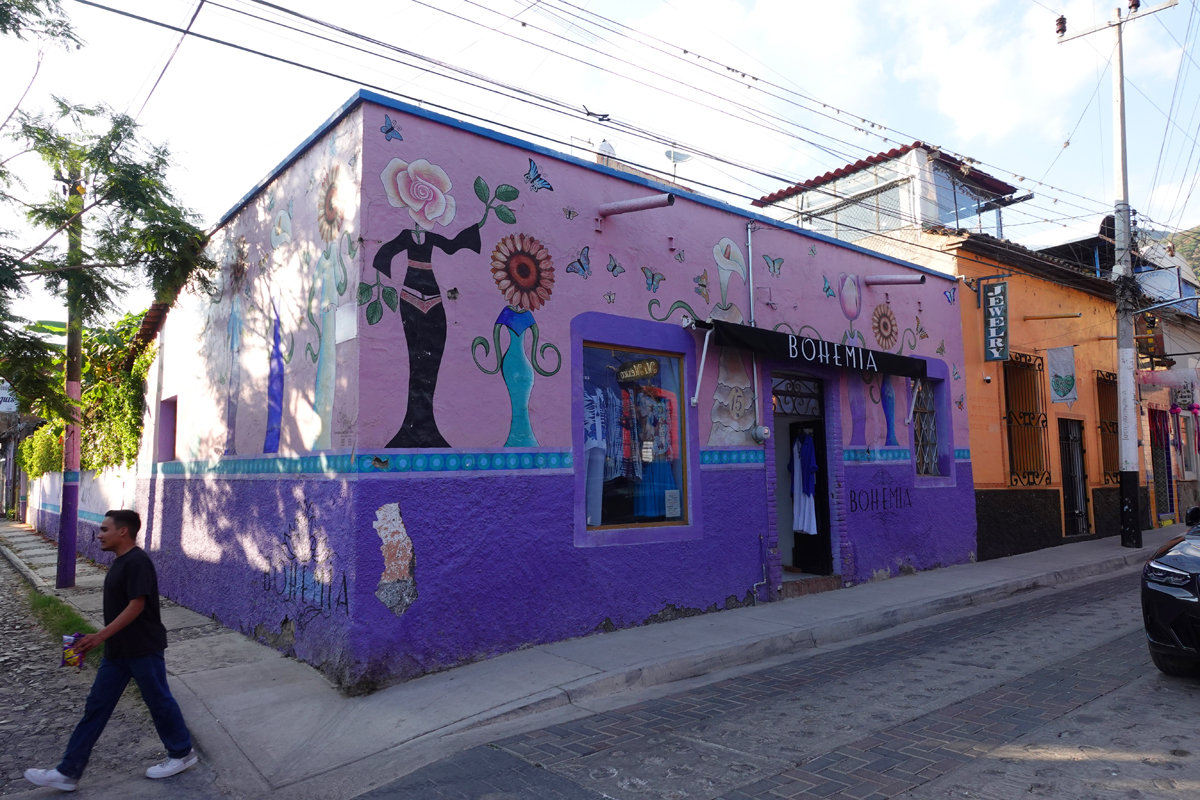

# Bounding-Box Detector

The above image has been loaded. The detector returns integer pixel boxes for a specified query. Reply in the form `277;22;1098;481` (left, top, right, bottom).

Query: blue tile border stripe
35;505;110;524
843;448;912;463
699;448;765;467
955;449;970;460
148;450;575;477
356;451;573;473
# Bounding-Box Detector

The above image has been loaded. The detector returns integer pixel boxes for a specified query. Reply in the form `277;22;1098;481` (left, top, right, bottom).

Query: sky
4;0;1200;325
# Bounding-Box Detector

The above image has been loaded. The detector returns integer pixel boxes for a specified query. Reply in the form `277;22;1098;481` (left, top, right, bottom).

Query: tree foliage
0;2;214;421
0;0;80;46
18;311;155;475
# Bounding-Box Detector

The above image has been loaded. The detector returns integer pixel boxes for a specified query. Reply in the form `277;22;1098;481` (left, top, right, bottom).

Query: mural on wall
259;498;348;631
708;237;756;446
472;233;562;447
372;502;417;617
762;254;783;277
303;167;356;451
365;150;522;448
565;247;591;278
222;238;250;455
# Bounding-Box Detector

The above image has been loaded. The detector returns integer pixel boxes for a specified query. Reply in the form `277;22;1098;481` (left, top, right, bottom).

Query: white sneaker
145;752;198;779
24;768;78;791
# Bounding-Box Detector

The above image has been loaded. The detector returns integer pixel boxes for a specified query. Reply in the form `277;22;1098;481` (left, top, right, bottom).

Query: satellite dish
664;149;692;163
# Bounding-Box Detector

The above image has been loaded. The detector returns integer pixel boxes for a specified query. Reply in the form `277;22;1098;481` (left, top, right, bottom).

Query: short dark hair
104;509;141;538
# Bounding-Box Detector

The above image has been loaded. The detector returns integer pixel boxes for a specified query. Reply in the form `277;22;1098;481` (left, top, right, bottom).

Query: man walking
24;509;198;792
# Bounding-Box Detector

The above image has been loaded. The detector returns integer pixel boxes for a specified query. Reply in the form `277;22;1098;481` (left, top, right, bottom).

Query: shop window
1096;371;1119;484
582;345;687;529
1003;353;1051;486
912;379;939;476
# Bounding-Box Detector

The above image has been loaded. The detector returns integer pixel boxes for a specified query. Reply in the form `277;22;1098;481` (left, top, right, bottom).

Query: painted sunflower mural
473;232;561;447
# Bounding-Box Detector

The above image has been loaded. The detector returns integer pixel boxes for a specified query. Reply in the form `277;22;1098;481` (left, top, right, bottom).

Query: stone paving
370;573;1174;800
0;530;224;798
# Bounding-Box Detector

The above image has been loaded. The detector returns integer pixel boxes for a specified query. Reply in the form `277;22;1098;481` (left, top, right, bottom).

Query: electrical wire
71;0;1133;287
233;0;1114;237
134;0;205;119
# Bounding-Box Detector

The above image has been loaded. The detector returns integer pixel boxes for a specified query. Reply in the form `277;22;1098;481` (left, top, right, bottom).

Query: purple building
28;91;977;690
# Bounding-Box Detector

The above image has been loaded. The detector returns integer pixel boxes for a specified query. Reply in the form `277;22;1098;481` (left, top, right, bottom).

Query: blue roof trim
214;88;954;283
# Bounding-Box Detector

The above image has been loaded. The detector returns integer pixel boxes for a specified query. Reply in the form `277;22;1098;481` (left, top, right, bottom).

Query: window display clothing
791;434;818;534
632;387;680;518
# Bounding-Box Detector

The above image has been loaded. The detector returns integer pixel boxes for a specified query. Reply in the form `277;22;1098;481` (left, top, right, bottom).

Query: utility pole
1059;0;1177;549
57;165;84;589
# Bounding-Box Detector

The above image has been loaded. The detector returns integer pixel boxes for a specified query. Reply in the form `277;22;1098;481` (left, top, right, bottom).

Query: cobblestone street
365;573;1200;800
0;544;220;798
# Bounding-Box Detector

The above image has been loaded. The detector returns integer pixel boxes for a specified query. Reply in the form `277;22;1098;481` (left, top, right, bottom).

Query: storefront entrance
771;375;833;576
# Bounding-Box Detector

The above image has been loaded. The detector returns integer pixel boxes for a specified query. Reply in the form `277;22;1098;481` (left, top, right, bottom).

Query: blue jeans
57;651;192;780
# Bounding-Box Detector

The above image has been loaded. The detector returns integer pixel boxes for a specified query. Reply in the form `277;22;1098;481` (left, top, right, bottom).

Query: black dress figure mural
372;225;482;447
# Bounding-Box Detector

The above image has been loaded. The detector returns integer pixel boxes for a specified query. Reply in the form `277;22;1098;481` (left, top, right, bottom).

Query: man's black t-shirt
102;546;168;659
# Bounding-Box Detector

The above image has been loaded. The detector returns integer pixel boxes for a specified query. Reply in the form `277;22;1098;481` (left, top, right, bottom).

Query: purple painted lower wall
27;457;972;690
32;467;767;690
840;463;977;583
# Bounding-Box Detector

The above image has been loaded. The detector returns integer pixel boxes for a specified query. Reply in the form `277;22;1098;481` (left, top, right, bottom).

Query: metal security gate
1058;419;1089;536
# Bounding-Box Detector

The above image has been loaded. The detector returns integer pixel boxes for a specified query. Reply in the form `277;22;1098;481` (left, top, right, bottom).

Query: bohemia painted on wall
28;91;977;689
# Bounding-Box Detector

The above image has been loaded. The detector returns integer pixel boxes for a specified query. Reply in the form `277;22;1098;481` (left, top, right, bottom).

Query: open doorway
771;375;833;578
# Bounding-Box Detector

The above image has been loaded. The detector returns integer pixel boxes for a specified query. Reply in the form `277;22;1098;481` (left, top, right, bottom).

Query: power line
71;0;1127;287
134;0;205;120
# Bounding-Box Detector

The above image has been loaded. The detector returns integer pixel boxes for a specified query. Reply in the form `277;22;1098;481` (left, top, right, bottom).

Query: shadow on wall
145;471;357;684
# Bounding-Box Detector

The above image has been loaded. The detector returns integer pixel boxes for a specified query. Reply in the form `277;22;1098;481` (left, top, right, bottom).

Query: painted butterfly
762;254;783;277
915;316;929;340
642;266;666;293
693;270;710;304
566;247;591;278
808;245;817;257
380;115;403;142
952;364;961;380
607;254;625;277
348;153;359;168
563;207;578;220
524;158;553;192
822;276;836;298
674;250;685;262
603;291;616;304
944;287;956;304
955;394;965;410
936;339;945;355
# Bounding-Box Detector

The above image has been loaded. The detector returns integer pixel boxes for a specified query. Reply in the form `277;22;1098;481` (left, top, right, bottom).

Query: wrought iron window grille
913;379;939;476
1004;353;1051;486
1096;371;1119;485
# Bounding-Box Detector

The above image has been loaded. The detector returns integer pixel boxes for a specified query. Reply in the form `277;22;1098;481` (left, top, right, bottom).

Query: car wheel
1150;646;1200;677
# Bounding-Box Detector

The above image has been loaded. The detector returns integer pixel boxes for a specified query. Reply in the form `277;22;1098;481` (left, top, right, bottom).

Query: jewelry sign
984;282;1009;362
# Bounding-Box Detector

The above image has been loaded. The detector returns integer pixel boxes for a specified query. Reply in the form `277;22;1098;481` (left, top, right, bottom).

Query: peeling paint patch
372;502;418;616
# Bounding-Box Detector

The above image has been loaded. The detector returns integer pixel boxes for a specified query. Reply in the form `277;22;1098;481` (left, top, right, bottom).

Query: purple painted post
59;375;81;588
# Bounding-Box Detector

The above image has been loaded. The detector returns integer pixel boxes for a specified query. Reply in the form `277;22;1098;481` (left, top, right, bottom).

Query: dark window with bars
912;379;939;476
1096;371;1119;484
1004;353;1051;486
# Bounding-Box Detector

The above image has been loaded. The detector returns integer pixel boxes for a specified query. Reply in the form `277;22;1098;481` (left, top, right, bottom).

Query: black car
1142;507;1200;677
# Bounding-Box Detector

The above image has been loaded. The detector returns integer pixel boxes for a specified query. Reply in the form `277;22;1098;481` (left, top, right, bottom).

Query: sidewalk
0;517;1179;799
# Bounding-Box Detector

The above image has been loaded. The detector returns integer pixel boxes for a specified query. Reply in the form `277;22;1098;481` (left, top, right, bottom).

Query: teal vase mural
473;234;561;446
500;322;538;447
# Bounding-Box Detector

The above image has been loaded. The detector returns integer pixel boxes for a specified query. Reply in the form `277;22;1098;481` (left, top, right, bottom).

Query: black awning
709;320;928;379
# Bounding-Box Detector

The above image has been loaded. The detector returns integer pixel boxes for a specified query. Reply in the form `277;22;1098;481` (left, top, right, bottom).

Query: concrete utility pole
57;166;84;589
1059;0;1177;549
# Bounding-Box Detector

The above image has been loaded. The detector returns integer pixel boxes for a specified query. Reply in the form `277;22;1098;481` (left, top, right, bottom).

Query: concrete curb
0;543;52;596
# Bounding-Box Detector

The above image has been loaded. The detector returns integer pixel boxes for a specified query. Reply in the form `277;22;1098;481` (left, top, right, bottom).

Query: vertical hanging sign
984;282;1009;361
